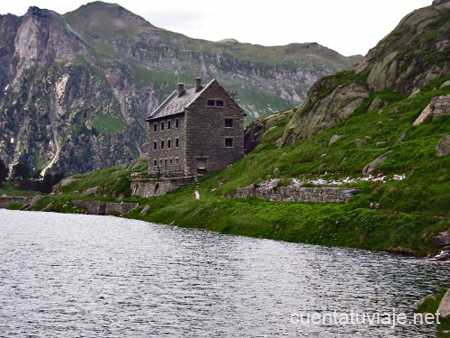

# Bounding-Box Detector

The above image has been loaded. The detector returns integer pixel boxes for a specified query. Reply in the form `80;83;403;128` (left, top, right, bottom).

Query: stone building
146;78;244;176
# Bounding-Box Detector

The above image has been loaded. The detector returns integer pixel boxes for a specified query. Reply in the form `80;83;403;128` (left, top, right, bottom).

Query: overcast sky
0;0;432;56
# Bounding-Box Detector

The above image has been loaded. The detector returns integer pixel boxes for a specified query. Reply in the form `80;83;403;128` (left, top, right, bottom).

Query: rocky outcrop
282;82;369;145
413;95;450;126
0;2;357;175
355;0;450;94
244;110;293;153
280;2;450;147
224;186;359;203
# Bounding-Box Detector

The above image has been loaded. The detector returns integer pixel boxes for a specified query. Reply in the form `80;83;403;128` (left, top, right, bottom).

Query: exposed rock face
281;1;450;147
413;95;450;125
244;110;293;153
0;2;358;175
355;0;450;94
282;82;369;145
436;135;450;157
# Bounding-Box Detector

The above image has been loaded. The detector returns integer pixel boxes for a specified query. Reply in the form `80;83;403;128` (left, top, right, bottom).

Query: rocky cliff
0;1;358;175
281;0;450;146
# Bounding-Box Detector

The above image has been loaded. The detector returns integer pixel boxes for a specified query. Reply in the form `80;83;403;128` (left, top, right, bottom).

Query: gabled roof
147;79;216;121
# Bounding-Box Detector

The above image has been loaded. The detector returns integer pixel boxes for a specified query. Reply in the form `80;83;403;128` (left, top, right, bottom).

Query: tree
0;159;9;185
12;162;31;180
39;172;65;194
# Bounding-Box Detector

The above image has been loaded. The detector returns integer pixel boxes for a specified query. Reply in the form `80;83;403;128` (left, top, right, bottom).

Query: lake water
0;209;449;337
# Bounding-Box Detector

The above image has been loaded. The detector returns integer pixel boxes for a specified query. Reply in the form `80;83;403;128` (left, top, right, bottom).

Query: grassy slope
11;73;449;257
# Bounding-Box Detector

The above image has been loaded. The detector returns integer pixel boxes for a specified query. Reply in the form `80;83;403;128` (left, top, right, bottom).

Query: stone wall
130;176;193;198
0;196;29;208
72;200;138;215
185;80;245;173
224;186;359;203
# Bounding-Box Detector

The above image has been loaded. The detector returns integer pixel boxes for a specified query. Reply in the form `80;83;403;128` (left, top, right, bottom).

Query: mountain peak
26;6;53;19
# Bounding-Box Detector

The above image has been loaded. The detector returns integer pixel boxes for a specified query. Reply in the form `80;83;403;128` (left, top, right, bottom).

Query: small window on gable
207;99;225;107
153;141;157;150
225;138;234;148
225;118;233;128
175;118;179;128
168;120;171;129
161;122;165;131
153;123;157;132
216;100;224;107
161;140;164;149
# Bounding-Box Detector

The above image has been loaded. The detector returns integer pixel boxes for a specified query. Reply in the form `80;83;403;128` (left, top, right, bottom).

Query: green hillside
22;73;450;256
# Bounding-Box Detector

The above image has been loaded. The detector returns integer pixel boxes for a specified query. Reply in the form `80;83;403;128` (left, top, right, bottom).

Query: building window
207;99;225;107
175;118;179;128
153;159;157;166
225;118;233;128
175;157;179;165
169;158;173;166
161;140;164;149
161;122;165;131
168;120;171;129
168;139;171;149
153;123;157;132
225;138;234;148
153;141;157;150
159;159;163;166
175;138;179;148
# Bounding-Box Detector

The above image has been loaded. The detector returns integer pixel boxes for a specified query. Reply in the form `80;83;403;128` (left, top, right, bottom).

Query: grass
6;71;450;257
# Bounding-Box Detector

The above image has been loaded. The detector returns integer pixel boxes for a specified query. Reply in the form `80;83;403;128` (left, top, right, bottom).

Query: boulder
436;135;450;157
413;104;433;126
368;97;386;112
437;289;450;319
362;150;393;175
431;231;450;247
140;204;151;217
329;134;342;146
395;130;410;144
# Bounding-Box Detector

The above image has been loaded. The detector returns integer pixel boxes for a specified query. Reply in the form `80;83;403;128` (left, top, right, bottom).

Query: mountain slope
0;1;358;175
281;0;449;146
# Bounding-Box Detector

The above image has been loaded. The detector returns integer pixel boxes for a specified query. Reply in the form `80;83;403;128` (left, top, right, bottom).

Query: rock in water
438;289;450;319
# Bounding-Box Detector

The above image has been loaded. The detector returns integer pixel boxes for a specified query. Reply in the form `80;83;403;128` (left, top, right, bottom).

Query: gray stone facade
130;175;193;198
147;78;244;176
224;186;359;203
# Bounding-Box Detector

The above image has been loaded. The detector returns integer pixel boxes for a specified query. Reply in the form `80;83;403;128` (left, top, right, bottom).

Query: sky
0;0;432;56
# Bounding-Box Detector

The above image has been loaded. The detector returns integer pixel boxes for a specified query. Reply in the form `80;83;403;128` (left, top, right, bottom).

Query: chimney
178;83;185;96
195;77;202;92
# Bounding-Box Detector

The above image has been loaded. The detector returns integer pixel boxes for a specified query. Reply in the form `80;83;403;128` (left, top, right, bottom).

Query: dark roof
147;79;216;120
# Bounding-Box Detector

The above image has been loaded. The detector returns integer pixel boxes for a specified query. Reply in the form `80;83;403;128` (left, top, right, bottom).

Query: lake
0;209;449;337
